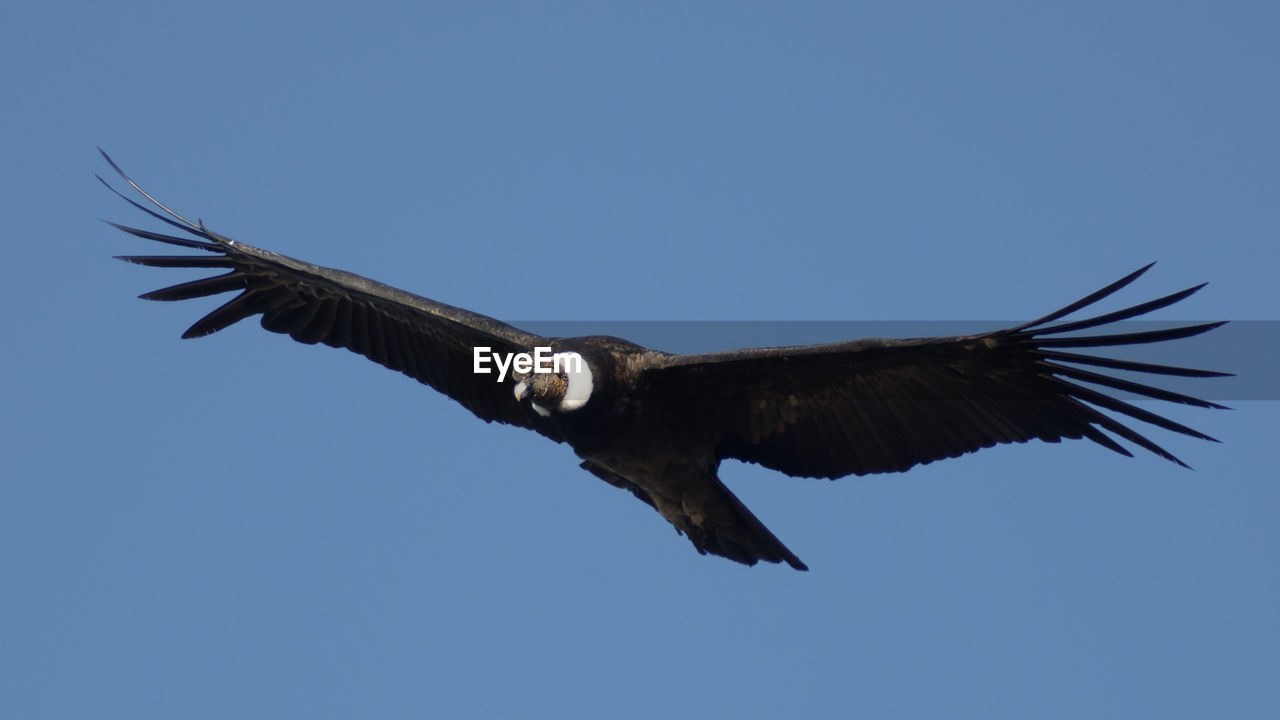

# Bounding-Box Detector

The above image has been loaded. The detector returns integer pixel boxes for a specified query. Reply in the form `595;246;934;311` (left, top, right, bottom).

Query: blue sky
2;2;1277;718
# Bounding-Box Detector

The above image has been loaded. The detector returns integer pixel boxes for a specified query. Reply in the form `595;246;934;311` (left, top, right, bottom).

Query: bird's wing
99;150;564;442
644;265;1229;477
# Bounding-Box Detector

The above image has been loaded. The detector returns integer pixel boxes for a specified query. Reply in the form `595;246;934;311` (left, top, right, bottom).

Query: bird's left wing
99;151;564;442
643;265;1228;478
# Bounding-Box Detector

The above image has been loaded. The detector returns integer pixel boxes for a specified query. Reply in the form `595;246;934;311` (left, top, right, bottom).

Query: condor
99;151;1228;571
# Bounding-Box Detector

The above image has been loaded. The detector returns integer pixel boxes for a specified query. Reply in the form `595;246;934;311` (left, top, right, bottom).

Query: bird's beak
513;380;529;402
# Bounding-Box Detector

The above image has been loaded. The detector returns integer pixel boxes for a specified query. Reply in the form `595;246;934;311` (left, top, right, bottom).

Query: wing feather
647;267;1227;477
103;152;563;442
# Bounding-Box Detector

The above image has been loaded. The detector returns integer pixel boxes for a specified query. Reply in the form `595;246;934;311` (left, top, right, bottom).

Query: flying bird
98;150;1229;571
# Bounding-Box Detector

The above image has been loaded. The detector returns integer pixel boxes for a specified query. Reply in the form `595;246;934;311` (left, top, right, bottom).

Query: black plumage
100;151;1229;571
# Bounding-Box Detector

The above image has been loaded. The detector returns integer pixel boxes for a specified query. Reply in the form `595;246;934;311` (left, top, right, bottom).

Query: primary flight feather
100;150;1229;570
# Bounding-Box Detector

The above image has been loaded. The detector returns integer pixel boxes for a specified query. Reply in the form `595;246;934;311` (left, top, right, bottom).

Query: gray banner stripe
509;320;1276;401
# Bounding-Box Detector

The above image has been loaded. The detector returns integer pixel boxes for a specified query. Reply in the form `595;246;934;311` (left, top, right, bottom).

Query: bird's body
99;151;1229;570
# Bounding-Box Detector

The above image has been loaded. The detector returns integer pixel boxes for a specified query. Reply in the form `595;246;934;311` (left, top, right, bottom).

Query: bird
98;150;1229;571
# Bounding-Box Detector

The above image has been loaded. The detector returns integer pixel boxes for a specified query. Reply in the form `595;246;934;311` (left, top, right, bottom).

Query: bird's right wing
100;151;564;442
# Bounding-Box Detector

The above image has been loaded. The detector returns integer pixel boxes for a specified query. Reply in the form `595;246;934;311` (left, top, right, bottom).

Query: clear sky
2;2;1277;718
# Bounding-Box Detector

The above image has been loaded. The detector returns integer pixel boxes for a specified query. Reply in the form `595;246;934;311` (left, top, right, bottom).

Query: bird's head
512;350;593;417
513;370;566;410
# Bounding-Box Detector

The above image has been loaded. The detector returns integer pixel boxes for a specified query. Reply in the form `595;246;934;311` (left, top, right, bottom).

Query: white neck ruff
555;351;592;411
